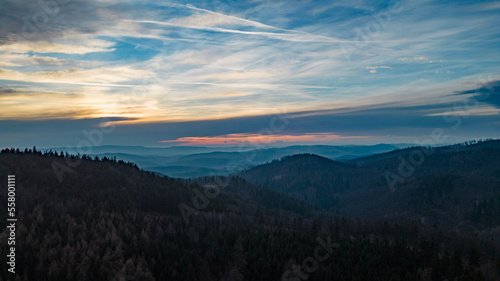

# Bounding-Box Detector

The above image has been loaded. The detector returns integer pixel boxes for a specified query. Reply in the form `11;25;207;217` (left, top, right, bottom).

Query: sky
0;0;499;148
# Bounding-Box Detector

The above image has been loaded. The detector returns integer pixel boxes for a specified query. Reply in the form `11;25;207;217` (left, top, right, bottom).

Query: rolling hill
46;144;400;178
241;139;500;231
1;146;499;280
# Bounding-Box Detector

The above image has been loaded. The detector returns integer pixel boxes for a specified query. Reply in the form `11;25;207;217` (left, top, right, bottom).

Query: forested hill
241;139;500;230
1;149;499;280
0;150;316;280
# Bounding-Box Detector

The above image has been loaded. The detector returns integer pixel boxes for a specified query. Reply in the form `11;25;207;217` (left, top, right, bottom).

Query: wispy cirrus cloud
365;65;391;73
1;0;499;146
0;40;115;54
0;66;151;86
130;19;343;43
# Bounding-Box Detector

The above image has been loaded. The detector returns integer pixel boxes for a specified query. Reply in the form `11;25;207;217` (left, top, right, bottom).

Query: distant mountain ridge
241;139;500;231
44;144;400;177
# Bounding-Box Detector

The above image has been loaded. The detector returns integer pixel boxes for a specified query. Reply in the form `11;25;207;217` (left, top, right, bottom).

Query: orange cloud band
160;133;370;146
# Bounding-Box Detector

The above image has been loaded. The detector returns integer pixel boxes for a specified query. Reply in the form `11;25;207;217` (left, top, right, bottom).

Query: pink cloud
160;133;370;146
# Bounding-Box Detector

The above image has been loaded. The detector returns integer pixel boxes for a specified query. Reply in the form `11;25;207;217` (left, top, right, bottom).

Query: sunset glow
1;0;499;147
160;133;370;146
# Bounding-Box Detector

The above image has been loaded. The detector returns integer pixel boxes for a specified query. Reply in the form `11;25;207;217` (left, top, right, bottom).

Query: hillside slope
1;149;498;280
241;140;500;230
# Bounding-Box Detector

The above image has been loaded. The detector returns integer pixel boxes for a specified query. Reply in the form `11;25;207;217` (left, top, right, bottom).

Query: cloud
0;0;117;44
160;132;370;146
200;70;279;80
129;3;352;44
453;80;500;109
167;13;242;28
131;18;343;43
0;84;163;121
0;66;151;85
182;4;280;30
397;56;444;64
208;91;254;98
0;53;91;67
426;107;499;117
4;98;498;148
0;87;21;96
398;56;429;62
413;56;428;61
0;40;115;54
0;87;84;119
164;4;283;30
1;0;500;147
365;66;391;73
473;1;500;11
